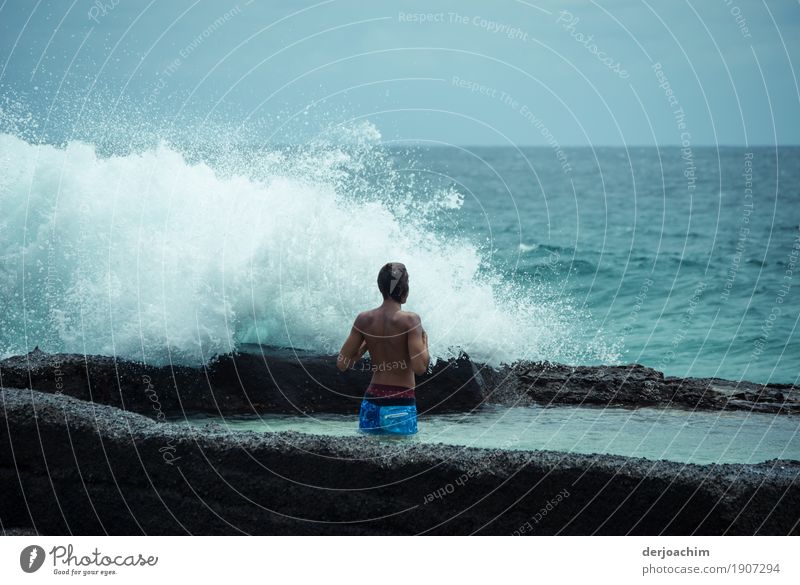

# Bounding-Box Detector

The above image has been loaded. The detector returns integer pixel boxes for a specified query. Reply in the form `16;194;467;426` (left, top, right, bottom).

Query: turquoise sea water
385;146;800;384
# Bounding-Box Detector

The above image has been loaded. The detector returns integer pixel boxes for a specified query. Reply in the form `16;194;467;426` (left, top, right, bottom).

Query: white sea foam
0;126;620;367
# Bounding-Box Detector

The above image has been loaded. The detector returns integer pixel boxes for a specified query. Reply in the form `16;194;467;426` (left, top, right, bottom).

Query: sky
1;0;799;146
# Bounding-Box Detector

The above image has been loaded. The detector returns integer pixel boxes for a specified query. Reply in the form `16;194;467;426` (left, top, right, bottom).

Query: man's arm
407;313;430;375
337;317;366;372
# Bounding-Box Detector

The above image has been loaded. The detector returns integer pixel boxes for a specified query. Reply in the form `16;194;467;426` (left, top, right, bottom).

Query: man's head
377;262;409;303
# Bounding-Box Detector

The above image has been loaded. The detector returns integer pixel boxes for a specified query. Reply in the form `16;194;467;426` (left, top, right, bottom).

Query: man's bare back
361;305;428;386
336;263;429;388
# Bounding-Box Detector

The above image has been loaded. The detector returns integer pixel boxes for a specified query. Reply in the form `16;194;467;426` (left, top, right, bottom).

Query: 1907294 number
734;563;780;573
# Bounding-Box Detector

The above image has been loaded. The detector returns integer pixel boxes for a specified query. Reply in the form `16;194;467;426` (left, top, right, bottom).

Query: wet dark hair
377;262;409;303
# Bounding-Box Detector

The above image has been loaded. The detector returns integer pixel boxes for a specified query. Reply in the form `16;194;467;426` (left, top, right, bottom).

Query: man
337;262;429;435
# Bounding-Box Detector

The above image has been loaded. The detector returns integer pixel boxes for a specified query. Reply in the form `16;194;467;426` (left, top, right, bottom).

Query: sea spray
0;125;619;367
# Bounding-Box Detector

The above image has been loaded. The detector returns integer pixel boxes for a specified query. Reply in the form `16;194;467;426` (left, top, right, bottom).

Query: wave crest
0;125;620;367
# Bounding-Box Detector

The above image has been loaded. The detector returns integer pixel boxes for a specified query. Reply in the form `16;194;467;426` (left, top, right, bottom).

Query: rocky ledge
0;347;797;419
487;361;800;414
1;389;799;535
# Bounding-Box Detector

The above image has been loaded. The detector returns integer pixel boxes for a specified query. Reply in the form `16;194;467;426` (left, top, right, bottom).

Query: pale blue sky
1;0;798;145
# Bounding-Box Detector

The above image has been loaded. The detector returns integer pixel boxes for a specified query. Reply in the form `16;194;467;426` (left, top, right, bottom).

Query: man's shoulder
398;310;422;324
354;310;372;323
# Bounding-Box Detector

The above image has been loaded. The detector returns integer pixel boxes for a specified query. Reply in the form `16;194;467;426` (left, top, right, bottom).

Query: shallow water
175;404;800;465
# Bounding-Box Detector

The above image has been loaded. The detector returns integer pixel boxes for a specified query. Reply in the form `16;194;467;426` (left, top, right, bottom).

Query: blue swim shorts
358;399;418;435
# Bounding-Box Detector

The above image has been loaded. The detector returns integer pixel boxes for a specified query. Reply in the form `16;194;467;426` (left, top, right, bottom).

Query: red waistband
365;383;415;399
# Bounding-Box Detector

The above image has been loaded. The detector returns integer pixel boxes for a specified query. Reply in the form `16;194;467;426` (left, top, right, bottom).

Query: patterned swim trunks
358;383;418;435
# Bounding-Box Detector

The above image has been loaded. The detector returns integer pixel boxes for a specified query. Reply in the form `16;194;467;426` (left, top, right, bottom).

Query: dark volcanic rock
1;348;797;418
1;526;40;536
1;389;798;535
0;347;484;418
488;362;800;414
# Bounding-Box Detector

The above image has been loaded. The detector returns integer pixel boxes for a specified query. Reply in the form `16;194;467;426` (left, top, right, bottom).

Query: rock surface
1;348;797;418
489;361;800;414
0;347;485;417
1;389;798;535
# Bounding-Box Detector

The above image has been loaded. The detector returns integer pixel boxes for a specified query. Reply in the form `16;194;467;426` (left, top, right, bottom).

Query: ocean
1;126;798;384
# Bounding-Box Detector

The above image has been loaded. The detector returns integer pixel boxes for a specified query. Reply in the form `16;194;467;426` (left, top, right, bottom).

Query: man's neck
381;299;402;311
